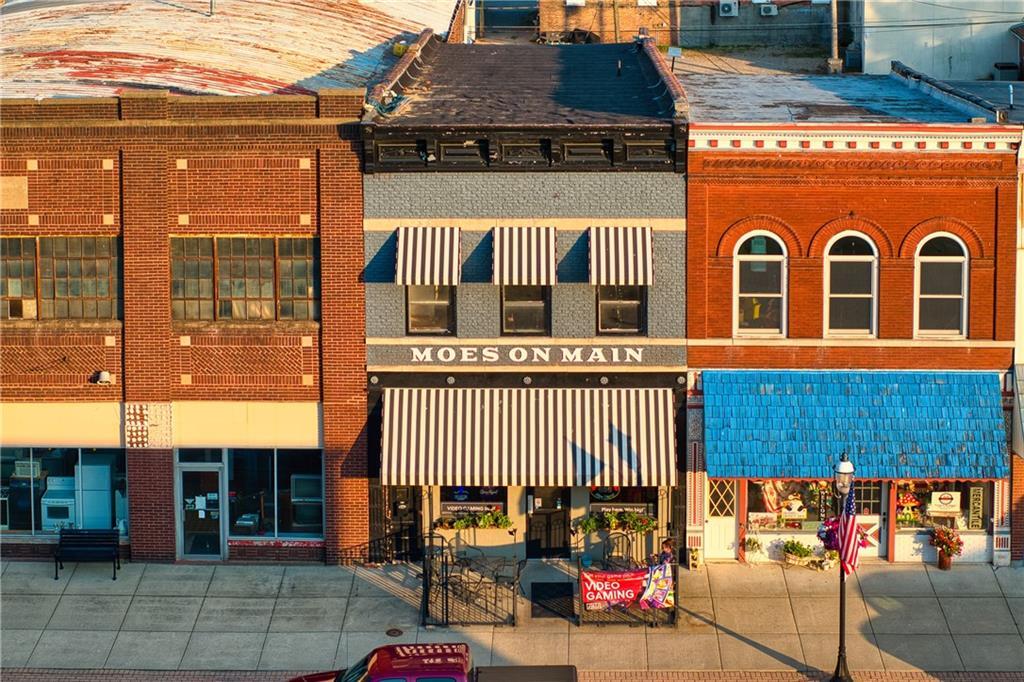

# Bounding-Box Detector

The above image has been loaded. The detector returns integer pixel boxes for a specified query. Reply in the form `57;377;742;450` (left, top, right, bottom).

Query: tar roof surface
679;74;974;124
0;0;457;97
943;80;1024;123
380;42;677;126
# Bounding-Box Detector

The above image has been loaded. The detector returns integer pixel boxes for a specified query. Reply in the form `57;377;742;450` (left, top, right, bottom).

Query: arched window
734;232;786;336
825;233;877;336
915;234;968;337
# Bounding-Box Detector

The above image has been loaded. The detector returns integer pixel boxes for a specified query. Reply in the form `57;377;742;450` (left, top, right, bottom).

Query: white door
704;478;738;560
854;481;887;559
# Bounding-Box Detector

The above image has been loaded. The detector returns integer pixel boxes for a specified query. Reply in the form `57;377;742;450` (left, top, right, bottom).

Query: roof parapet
365;29;437;121
890;60;1008;124
638;36;689;122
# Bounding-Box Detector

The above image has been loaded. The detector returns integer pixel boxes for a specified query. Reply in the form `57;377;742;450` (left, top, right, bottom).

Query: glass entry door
526;487;571;559
180;469;223;559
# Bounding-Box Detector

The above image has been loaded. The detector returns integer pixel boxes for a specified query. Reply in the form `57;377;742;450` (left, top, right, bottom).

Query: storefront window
228;449;323;538
895;481;991;532
0;448;128;536
747;480;835;532
440;486;507;515
588;486;658;513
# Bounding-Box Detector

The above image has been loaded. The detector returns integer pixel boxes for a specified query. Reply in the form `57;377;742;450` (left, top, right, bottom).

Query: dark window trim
405;285;456;336
500;285;551;337
596;285;647;336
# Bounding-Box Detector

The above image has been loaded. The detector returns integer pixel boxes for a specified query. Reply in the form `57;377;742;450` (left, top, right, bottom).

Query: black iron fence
576;556;679;628
421;533;521;627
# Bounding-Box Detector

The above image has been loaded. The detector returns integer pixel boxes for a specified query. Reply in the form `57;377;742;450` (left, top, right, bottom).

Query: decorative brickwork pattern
0;329;121;400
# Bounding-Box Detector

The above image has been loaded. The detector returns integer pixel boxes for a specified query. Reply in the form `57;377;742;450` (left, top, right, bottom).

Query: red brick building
679;69;1022;565
0;90;369;563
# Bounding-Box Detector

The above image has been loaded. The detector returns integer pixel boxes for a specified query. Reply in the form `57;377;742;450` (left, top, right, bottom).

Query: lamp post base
831;654;854;682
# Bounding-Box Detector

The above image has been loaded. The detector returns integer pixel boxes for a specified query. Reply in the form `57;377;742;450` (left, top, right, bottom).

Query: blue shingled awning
703;371;1008;480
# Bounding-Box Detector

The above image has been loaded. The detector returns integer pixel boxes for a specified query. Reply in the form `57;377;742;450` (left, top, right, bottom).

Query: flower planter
784;552;813;567
937;550;953;571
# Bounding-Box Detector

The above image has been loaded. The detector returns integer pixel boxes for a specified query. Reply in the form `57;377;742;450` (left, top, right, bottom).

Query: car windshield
339;653;372;682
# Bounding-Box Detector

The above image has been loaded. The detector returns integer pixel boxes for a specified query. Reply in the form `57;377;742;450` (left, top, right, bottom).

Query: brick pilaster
1012;453;1024;562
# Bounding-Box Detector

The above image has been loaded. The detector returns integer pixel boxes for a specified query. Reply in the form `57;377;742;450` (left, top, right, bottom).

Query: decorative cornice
688;127;1019;154
695;156;1007;172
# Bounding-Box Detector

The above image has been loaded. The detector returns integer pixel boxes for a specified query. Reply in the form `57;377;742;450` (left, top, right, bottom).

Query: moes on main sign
410;346;645;364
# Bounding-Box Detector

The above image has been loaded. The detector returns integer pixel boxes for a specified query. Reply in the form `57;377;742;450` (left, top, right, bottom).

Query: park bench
54;528;120;580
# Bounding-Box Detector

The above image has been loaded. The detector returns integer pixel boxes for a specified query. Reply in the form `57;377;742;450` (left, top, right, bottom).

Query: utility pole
827;0;842;73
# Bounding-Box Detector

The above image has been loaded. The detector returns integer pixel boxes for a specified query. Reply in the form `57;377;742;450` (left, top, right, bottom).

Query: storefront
689;370;1012;565
377;382;681;563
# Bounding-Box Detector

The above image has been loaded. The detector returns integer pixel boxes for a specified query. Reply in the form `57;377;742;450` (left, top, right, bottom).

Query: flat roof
679;73;976;124
376;40;681;127
943;80;1024;123
0;0;458;97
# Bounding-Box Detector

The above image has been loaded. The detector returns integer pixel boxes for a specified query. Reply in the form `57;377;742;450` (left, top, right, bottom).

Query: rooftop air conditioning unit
719;0;738;17
760;4;779;16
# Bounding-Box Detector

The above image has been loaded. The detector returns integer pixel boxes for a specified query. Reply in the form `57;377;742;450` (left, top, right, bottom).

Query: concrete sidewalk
1;558;1022;673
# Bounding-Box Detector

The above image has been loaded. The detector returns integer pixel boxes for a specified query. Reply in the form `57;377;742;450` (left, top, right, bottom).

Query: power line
909;0;1024;16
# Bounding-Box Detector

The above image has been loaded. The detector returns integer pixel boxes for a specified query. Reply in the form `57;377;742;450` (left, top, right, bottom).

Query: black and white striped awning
589;226;654;286
395;227;461;285
492;226;557;286
381;388;676;487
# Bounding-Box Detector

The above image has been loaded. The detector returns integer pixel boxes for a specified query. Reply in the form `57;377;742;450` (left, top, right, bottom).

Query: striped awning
381;388;676;487
395;226;461;285
588;226;654;286
492;226;557;286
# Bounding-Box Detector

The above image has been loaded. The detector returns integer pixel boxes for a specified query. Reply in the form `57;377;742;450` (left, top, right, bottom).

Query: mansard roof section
366;33;688;130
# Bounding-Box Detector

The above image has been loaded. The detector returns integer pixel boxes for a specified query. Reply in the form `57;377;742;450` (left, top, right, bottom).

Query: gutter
889;60;1008;124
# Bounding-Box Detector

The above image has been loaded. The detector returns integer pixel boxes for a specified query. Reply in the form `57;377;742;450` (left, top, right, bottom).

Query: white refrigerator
76;460;112;529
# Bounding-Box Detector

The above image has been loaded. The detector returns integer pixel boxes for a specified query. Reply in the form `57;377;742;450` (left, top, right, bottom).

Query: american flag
838;488;861;575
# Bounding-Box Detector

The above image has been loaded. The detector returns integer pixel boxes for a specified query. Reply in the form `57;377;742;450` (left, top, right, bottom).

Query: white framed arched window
915;233;968;338
734;231;787;336
824;232;877;337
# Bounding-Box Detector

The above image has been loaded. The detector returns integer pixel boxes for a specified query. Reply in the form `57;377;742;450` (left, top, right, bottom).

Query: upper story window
502;285;550;335
407;285;455;335
1;237;121;320
734;233;786;336
597;285;645;334
170;237;319;322
915;234;968;338
825;233;877;337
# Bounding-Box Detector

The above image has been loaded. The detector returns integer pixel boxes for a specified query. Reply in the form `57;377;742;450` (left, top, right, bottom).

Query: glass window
826;235;876;335
895;481;991;532
408;285;455;334
216;237;276;320
1;448;128;536
227;449;323;539
917;235;967;336
38;237;120;319
171;238;214;320
1;237;38;319
277;238;319;321
178;449;224;464
502;286;549;335
746;480;836;531
597;285;644;334
735;234;785;335
228;449;275;537
277;449;323;537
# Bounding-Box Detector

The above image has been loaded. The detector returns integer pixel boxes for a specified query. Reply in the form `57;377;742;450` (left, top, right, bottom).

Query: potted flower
930;525;963;570
781;538;814;566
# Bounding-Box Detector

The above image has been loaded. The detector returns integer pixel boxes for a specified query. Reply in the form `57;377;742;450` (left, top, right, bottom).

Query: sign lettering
968;486;984;530
409;345;646;364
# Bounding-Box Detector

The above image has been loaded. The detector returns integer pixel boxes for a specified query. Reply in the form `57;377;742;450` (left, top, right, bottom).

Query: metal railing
421;532;521;627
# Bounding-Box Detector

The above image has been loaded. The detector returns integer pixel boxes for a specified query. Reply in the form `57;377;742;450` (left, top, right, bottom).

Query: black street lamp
832;452;855;682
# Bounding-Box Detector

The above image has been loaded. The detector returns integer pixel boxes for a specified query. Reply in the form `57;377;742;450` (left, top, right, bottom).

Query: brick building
360;32;689;566
679;67;1022;565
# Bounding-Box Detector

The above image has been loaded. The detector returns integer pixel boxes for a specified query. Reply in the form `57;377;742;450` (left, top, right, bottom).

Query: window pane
829;298;872;331
830;261;872;295
829;236;873;256
503;285;544;303
738;261;781;294
1;238;37;319
408;286;453;333
276;450;323;537
919;298;963;332
920;262;963;296
217;237;274;320
228;449;275;536
504;303;547;334
599;302;640;332
738;296;782;331
746;480;835;530
171;238;214;320
737;235;784;256
2;448;36;532
37;237;120;319
920;237;964;257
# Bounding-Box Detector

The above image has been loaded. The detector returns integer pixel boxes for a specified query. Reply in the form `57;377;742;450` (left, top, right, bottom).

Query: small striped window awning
395;226;461;285
492;226;557;286
589;226;654;286
382;388;677;488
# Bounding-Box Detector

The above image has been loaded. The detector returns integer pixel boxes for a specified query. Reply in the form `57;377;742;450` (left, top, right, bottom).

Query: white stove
41;476;76;532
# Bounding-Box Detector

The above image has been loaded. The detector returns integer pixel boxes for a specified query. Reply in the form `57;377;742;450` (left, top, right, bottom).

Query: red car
290;643;577;682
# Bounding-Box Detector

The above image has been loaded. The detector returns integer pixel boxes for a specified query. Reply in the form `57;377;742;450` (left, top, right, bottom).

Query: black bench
54;529;121;580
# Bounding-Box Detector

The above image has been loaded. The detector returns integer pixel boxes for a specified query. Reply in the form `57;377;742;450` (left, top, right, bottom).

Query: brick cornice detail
716;214;803;258
808;215;896;258
898;216;986;258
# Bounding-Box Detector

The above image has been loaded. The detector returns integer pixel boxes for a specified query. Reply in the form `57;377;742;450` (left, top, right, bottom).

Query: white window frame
733;230;787;338
913;232;968;339
823;231;878;338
